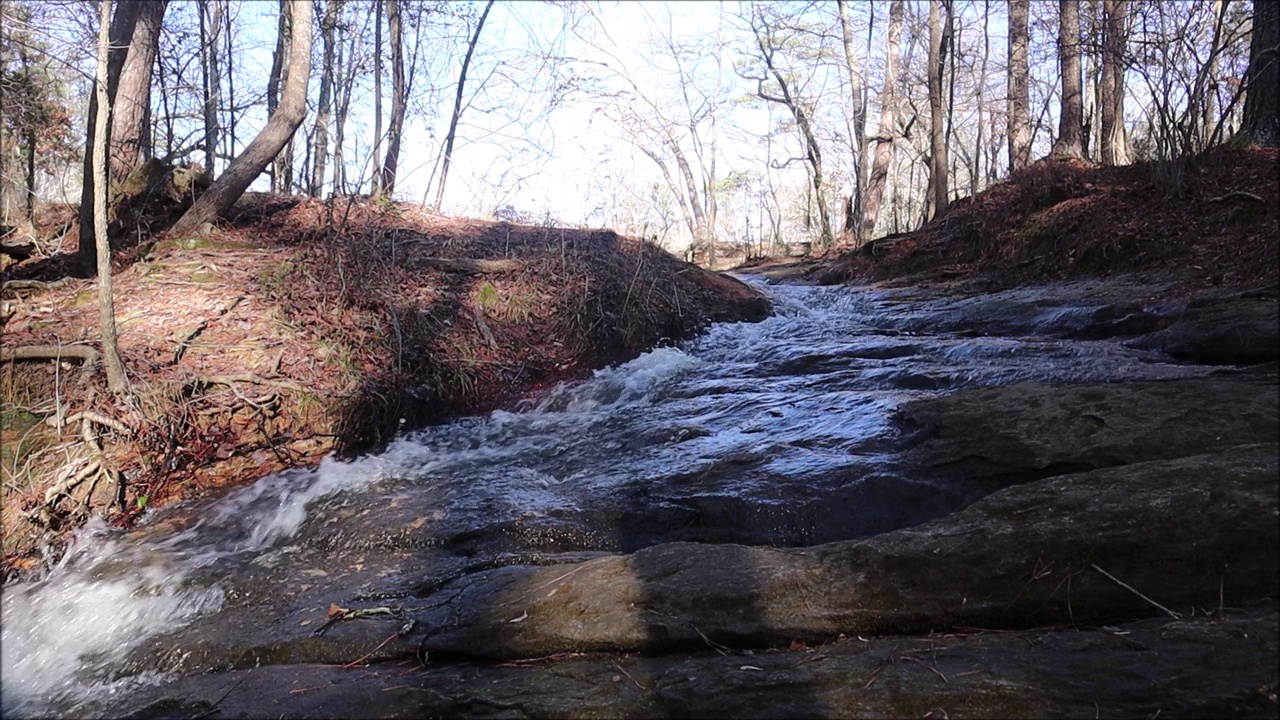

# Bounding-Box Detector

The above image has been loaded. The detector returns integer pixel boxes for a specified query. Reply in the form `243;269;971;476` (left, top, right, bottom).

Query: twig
190;675;247;719
610;662;647;691
1206;190;1263;203
900;654;949;684
1090;563;1181;619
688;623;731;656
342;630;402;668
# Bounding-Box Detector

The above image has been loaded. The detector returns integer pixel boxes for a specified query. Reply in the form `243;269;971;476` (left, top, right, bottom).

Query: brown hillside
819;146;1278;294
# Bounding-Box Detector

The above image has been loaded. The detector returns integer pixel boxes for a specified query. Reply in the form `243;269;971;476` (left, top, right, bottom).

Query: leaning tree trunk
862;0;904;240
1241;0;1280;146
171;0;312;236
1053;0;1086;158
93;0;128;394
1007;0;1032;170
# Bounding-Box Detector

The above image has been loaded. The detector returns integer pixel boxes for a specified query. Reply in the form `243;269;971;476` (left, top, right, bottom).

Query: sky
42;0;1232;246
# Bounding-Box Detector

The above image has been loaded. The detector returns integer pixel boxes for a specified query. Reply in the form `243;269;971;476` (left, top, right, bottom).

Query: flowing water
0;279;1214;717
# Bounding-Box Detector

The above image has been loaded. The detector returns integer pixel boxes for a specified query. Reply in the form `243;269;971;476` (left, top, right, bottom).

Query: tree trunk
376;0;405;195
333;13;354;194
1007;0;1032;170
310;0;340;197
93;0;128;394
223;2;236;157
836;0;867;244
928;0;950;220
434;0;494;211
77;0;144;266
1242;0;1280;146
371;0;383;194
1053;0;1086;158
1099;0;1130;165
268;0;294;192
1198;0;1226;148
199;0;222;174
171;0;312;236
110;0;165;180
862;0;904;240
973;0;990;196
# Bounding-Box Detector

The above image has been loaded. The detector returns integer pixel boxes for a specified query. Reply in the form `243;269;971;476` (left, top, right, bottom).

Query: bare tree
433;0;494;210
928;0;951;219
836;0;868;244
92;0;128;394
198;0;222;174
171;0;312;235
862;0;904;240
375;0;405;195
1007;0;1032;170
77;0;167;266
310;0;341;197
1099;0;1130;164
1242;0;1279;146
746;7;835;248
267;0;295;192
1053;0;1086;157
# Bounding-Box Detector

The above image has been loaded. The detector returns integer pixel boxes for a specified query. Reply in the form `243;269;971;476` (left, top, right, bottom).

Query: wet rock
897;377;1279;482
113;613;1279;719
412;444;1277;658
1126;293;1279;365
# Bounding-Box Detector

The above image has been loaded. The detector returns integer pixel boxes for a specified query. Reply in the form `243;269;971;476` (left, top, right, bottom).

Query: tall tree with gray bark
1052;0;1086;158
1007;0;1032;170
928;0;951;219
1241;0;1279;146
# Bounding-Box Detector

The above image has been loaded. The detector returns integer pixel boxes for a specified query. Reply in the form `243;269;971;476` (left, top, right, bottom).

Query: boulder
115;612;1278;719
896;377;1279;483
1126;292;1279;365
411;444;1277;659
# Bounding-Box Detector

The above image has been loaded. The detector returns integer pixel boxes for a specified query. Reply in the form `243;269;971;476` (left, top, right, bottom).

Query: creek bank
1;195;769;573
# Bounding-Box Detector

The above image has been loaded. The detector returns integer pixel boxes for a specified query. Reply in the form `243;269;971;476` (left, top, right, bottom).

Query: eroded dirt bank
0;195;769;572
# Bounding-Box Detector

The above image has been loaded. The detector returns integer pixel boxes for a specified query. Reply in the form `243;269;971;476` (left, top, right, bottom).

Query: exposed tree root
1;344;101;367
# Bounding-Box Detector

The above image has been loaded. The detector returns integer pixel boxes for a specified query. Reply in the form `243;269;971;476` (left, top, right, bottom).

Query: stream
1;277;1220;718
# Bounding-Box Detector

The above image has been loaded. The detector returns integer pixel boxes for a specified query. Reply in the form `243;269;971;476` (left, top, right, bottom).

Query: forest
0;1;1277;718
